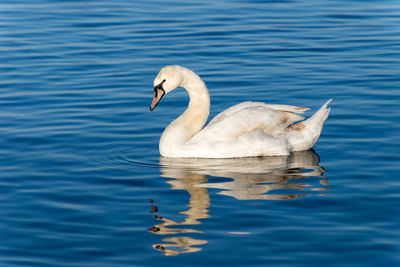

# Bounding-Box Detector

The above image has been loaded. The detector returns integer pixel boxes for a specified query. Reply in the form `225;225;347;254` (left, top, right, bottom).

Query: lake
1;0;400;266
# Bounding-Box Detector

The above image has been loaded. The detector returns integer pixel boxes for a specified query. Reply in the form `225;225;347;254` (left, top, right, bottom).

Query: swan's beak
150;79;166;111
150;87;165;111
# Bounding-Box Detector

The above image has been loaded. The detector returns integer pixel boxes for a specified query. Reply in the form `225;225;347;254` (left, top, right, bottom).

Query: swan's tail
286;99;332;151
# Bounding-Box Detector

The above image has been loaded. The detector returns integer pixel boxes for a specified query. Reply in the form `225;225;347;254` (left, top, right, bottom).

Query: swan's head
150;65;185;111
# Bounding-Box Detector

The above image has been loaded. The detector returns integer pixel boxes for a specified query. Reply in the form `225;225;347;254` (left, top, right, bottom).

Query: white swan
150;65;331;158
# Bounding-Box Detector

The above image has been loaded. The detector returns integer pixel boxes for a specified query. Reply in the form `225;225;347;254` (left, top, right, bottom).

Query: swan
150;65;331;158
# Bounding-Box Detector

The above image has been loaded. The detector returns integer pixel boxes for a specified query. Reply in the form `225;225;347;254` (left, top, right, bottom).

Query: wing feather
190;102;305;144
209;101;309;125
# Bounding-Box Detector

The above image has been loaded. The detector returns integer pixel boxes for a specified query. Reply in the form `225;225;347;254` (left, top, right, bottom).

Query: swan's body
150;65;331;158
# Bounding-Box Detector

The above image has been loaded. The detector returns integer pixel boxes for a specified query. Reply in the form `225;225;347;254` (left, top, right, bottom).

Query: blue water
1;0;400;266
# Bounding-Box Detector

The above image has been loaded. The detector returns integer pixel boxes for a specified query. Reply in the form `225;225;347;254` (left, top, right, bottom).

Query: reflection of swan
152;237;207;256
150;65;332;158
148;170;210;256
159;150;327;200
149;150;327;255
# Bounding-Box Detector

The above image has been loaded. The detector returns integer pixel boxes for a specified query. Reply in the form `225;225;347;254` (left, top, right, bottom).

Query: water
1;0;400;266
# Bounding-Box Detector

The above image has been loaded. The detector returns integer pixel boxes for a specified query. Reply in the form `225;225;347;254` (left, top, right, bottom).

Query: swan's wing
208;101;309;125
190;104;305;144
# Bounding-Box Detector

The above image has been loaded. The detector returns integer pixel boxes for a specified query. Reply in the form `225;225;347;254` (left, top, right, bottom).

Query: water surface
1;0;400;266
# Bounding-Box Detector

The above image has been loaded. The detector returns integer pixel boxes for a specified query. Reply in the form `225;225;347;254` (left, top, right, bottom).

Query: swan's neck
181;76;210;137
160;69;210;155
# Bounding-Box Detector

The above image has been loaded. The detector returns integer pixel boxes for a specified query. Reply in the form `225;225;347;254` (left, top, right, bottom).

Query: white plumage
150;65;331;158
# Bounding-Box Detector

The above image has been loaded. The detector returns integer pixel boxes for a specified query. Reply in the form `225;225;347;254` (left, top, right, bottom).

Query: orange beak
150;88;165;111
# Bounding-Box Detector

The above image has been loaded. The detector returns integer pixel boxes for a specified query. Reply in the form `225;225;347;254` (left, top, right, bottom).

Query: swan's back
208;101;309;124
182;102;312;157
193;102;307;142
